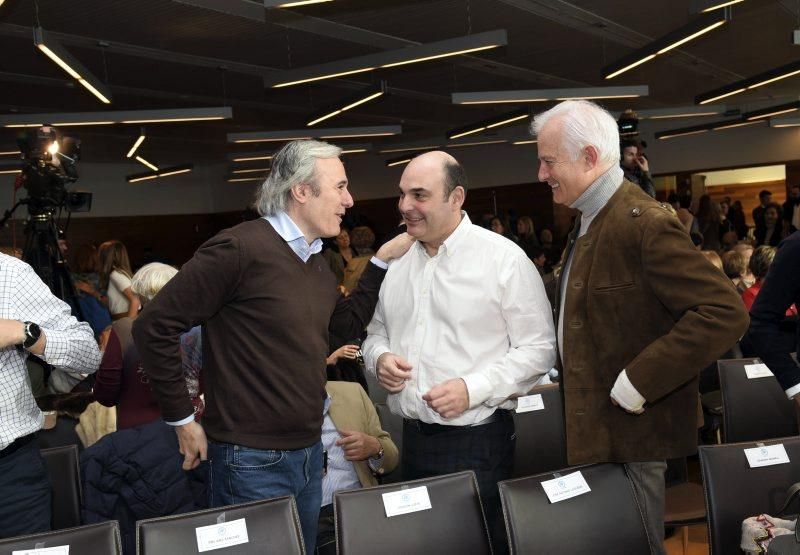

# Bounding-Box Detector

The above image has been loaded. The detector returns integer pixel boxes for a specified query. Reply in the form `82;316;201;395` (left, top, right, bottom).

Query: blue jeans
208;440;322;555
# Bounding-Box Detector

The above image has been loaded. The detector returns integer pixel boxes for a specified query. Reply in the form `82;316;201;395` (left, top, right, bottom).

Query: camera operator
0;252;101;538
620;139;655;198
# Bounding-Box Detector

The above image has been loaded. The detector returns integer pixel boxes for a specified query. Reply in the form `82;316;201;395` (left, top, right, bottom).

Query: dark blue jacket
748;231;800;394
80;419;206;554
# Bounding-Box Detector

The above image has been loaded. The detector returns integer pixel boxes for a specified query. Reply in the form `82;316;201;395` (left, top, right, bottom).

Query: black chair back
511;383;568;477
699;436;800;555
718;358;799;442
499;463;650;554
374;402;404;484
40;444;82;530
0;521;121;554
136;496;304;555
334;470;491;555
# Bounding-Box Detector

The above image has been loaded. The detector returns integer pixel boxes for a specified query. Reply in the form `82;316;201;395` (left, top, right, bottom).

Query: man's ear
583;145;599;171
450;185;465;209
290;182;310;205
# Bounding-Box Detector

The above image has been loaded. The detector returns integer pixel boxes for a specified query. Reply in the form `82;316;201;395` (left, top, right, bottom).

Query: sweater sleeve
329;261;386;344
93;329;123;407
132;232;243;422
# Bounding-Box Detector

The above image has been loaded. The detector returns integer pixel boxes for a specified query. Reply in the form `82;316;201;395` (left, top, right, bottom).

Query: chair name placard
744;444;790;468
382;485;432;517
744;363;774;379
516;394;545;413
540;471;592;503
195;518;249;552
12;547;69;555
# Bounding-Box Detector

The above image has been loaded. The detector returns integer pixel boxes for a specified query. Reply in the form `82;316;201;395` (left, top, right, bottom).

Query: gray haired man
133;140;413;553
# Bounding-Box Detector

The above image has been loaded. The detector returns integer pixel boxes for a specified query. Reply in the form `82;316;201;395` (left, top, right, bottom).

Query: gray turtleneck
557;165;624;357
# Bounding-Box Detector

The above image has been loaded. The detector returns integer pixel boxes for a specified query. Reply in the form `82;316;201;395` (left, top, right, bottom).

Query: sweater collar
570;165;624;217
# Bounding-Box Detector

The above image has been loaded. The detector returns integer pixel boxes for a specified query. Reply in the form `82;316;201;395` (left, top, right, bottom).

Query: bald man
363;152;556;552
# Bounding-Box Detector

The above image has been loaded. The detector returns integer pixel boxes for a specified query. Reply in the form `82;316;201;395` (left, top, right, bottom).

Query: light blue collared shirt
265;211;323;263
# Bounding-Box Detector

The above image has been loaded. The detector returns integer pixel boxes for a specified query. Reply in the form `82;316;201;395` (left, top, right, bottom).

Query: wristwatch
371;445;385;460
21;321;41;349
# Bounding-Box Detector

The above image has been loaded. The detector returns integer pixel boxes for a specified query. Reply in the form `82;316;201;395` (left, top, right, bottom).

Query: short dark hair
620;139;638;151
759;189;772;200
443;160;468;198
749;246;776;280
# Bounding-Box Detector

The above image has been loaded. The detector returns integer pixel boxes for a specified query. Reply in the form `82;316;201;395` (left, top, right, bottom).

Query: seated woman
93;263;203;429
742;246;798;316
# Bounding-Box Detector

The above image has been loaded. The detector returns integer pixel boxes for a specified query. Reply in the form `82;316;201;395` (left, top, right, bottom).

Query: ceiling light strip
697;60;800;105
34;27;112;104
0;107;233;128
264;30;507;89
127;164;193;183
446;109;529;141
452;86;648;105
603;10;730;80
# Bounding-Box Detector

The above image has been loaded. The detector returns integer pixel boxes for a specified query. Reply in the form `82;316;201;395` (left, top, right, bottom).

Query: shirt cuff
165;414;195;426
786;383;800;400
461;373;492;409
610;369;646;412
367;452;385;473
365;345;391;375
370;256;388;270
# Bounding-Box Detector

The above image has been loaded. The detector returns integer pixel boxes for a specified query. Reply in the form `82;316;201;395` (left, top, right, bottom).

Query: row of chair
5;435;797;554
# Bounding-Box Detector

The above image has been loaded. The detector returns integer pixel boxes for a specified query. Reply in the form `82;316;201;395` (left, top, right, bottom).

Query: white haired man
133;140;413;553
533;100;748;554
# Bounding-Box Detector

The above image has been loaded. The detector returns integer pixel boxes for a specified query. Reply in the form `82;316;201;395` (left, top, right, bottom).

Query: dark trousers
0;435;51;539
402;412;515;554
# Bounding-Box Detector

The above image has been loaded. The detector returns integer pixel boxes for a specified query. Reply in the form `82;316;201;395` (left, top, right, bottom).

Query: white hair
131;262;178;304
254;139;342;216
531;100;620;167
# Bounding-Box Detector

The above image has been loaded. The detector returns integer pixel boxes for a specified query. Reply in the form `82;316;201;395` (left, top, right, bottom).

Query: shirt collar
264;211;323;254
570;165;624;217
415;211;471;258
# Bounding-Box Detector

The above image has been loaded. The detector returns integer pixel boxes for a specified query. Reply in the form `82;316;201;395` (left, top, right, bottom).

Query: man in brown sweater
132;140;412;553
533;101;748;554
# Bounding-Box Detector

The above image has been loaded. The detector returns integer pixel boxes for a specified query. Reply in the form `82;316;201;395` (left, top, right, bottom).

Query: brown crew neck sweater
133;218;384;450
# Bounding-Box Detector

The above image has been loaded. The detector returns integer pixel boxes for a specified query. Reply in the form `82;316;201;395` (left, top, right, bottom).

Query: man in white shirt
363;151;557;552
0;253;101;538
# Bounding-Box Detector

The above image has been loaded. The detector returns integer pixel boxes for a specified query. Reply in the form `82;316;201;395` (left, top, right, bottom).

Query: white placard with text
540;471;592;504
12;547;69;555
195;518;249;553
744;363;774;379
516;394;545;413
744;444;790;468
382;486;432;517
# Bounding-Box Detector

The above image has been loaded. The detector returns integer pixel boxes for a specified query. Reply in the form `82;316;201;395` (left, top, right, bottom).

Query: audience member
755;202;785;246
729;200;748;239
668;192;698;235
696;194;722;251
71;244;112;336
342;226;377;292
490;215;517;242
364;150;556;553
530;245;549;275
752;189;773;240
740;246;797;317
532;100;748;555
133;140;413;554
514;215;541;259
315;380;399;555
99;240;139;320
0;252;101;539
722;250;749;293
620;139;655;197
94;263;204;430
700;250;723;270
783;185;800;233
748;231;800;419
322;228;354;286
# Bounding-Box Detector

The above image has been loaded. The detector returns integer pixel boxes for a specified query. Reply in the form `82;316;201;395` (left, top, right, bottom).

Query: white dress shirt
0;254;101;450
363;212;557;426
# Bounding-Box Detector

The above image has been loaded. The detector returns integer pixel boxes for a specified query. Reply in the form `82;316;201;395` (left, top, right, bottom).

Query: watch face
24;322;41;348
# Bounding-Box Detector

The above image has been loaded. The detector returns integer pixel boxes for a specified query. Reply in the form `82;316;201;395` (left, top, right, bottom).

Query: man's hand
376;352;413;393
326;344;360;365
610;397;645;415
175;420;208;470
336;430;381;461
423;378;470;419
0;319;25;349
375;233;415;264
635;155;650;173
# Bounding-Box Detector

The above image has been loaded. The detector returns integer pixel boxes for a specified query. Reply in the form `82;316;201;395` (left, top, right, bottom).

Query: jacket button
574;409;585;416
569;320;583;329
572;280;583;289
571;365;583;373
